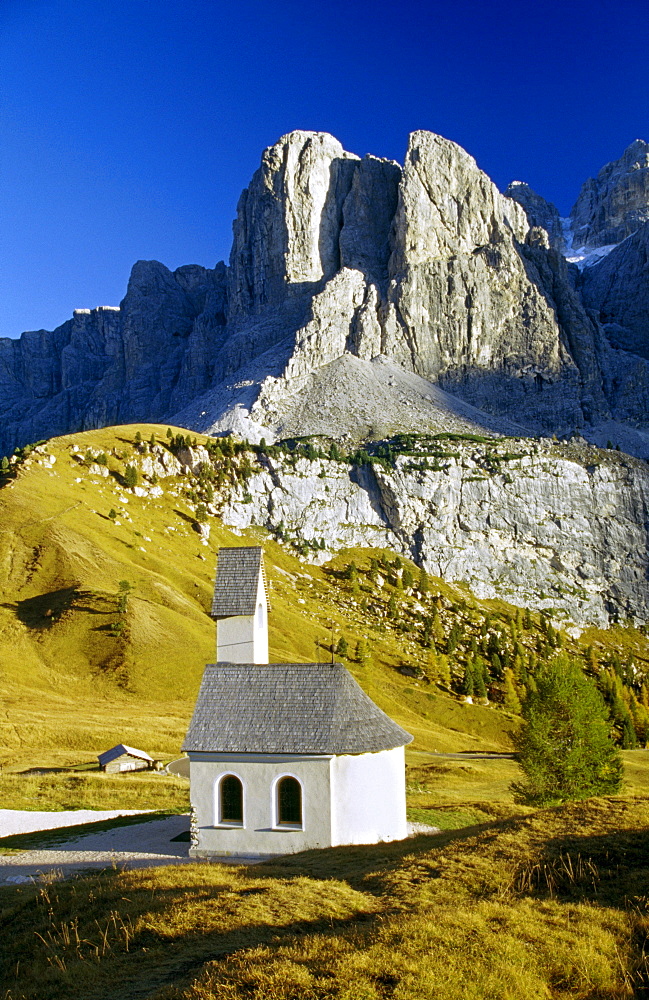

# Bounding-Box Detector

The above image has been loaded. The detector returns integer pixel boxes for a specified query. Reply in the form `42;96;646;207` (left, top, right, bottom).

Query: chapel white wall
330;746;408;846
188;752;332;857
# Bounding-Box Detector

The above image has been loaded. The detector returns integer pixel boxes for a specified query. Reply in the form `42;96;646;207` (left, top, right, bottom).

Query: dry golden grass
2;796;648;1000
0;769;189;812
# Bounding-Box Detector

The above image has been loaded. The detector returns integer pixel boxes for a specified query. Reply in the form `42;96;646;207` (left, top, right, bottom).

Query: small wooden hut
98;744;153;773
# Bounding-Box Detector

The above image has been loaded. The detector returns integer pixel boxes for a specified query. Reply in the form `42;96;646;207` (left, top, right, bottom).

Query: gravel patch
407;821;441;835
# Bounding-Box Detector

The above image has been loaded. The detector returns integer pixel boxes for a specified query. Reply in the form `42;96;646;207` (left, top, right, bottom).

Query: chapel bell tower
211;546;270;664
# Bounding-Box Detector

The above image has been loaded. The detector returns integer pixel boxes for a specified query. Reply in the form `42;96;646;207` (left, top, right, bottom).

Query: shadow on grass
254;817;512;894
0;866;382;1000
508;823;649;996
173;509;197;526
510;826;649;908
1;588;115;630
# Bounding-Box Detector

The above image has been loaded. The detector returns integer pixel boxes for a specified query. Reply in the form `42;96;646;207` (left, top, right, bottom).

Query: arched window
277;776;302;826
219;774;243;825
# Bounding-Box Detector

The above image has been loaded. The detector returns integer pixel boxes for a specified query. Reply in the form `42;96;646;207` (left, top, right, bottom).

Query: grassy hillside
2;795;649;999
1;423;648;788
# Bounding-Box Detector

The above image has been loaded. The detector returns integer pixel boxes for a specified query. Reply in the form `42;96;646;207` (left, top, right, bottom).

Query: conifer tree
437;654;451;688
356;638;370;668
461;662;474;697
490;652;503;679
511;656;622;804
473;658;487;700
621;714;638;749
432;610;444;645
503;668;521;714
124;464;139;488
447;623;460;653
426;644;439;682
345;561;358;581
335;636;348;658
417;567;429;595
641;683;649;710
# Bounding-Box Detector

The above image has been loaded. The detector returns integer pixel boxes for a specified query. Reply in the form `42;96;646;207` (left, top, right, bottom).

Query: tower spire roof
211;545;270;618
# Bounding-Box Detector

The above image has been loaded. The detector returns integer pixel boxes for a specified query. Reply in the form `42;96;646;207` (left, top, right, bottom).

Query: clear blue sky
1;0;647;338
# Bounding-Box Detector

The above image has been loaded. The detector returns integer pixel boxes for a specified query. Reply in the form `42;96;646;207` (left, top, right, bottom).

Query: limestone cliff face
380;132;597;433
228;131;359;320
218;440;649;628
190;130;610;443
570;140;649;249
581;221;649;360
0;261;227;455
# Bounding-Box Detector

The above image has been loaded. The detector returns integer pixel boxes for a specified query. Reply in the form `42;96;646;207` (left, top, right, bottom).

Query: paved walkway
0;814;196;884
0;808;152;838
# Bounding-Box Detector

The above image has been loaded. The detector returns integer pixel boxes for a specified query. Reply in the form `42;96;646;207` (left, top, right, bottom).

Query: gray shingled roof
211;546;269;618
183;663;413;755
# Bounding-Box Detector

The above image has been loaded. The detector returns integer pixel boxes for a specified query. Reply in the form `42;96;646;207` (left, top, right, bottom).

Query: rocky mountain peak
5;129;649;462
228;130;360;321
570;139;649;249
504;180;565;251
390;131;528;271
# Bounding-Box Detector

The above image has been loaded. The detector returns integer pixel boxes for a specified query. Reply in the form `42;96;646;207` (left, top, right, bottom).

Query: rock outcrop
216;439;649;628
178;131;613;445
380;132;600;433
570;139;649;249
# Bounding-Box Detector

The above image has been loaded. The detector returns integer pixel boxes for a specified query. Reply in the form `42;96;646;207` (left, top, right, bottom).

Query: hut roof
97;744;153;766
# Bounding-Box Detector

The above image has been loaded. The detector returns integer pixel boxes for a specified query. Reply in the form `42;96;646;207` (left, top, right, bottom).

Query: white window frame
271;772;304;830
214;771;245;828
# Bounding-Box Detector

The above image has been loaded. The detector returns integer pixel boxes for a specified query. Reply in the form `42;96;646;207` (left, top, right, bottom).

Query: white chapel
183;545;413;859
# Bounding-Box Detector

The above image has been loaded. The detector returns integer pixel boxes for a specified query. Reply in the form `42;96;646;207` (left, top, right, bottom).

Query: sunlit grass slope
2;796;648;999
0;424;512;766
2;423;648;783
